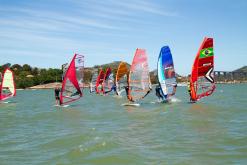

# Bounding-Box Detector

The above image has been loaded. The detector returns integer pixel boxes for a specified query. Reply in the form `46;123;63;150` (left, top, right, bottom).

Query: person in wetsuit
54;86;61;105
124;86;134;102
187;75;192;101
155;85;164;101
104;84;117;94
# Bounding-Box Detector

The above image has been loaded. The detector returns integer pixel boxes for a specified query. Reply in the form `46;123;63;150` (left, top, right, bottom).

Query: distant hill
233;66;247;72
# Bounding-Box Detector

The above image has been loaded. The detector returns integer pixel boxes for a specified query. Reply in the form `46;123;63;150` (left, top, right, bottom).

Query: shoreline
27;82;90;89
23;81;247;90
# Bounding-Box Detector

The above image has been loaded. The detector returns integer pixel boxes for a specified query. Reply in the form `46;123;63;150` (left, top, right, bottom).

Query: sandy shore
28;83;62;89
28;82;90;89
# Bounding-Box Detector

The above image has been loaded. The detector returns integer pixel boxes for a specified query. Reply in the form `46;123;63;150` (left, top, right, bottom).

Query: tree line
0;62;188;89
0;63;63;89
0;63;115;89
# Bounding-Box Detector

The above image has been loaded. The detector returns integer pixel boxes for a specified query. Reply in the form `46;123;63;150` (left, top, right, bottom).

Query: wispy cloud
0;0;179;68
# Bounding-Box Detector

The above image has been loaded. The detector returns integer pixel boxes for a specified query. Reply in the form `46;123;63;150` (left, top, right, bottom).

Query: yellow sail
0;68;16;100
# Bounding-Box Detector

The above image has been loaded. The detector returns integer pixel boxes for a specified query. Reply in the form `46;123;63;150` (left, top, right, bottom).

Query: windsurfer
187;75;192;101
105;84;116;94
171;84;177;96
111;84;116;92
54;86;61;105
155;85;164;100
124;86;134;102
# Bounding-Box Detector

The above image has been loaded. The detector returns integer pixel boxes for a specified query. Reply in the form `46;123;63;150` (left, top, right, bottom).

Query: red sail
190;37;216;101
95;69;105;94
102;67;113;94
60;54;84;105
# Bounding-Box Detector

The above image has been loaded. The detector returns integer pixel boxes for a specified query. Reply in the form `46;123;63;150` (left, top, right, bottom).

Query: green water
0;84;246;164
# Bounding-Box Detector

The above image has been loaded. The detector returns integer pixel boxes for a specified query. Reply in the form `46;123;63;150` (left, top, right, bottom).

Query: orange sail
115;62;129;95
190;37;216;101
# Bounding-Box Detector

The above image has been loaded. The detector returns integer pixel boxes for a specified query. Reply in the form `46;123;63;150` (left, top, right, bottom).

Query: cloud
0;0;179;68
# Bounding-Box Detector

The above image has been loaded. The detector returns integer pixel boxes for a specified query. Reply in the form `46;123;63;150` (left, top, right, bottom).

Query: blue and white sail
157;46;177;100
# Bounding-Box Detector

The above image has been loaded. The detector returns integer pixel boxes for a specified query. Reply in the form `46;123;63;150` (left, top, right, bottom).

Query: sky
0;0;246;75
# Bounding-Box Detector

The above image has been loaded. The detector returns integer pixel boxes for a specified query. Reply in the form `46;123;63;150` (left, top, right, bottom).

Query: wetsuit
155;85;165;100
187;82;192;101
124;86;134;102
104;84;117;94
55;88;60;100
111;85;116;92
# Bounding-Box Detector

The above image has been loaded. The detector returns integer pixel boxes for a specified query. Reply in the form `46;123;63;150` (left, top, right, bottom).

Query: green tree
31;67;39;76
22;64;32;72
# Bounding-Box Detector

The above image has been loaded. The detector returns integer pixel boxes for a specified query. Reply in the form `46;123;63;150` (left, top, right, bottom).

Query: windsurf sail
115;62;129;95
60;54;84;105
95;69;105;94
90;69;98;93
128;48;152;102
0;68;16;101
190;37;216;101
102;67;114;94
157;46;177;100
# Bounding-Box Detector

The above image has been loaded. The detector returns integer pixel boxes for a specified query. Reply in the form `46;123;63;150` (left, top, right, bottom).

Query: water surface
0;84;246;164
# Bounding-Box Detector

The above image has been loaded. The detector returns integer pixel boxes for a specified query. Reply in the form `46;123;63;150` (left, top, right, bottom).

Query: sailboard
190;37;216;101
95;69;105;94
124;48;151;105
0;68;16;101
121;103;140;107
60;54;84;105
115;62;129;96
157;46;177;101
90;69;98;93
102;67;114;94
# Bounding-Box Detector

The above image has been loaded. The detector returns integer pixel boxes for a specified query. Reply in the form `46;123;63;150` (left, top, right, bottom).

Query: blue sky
0;0;246;75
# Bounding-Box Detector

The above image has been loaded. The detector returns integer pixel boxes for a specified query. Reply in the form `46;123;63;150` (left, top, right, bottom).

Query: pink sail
128;49;151;102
